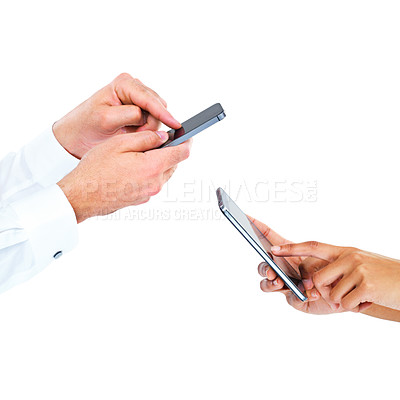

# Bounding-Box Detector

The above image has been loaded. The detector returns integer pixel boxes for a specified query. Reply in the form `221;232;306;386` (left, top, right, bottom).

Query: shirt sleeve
0;127;80;203
0;127;80;293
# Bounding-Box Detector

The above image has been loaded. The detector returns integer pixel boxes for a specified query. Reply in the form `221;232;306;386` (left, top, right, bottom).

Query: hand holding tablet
217;187;308;302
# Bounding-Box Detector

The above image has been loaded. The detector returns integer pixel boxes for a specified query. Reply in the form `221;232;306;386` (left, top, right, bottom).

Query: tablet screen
217;188;302;282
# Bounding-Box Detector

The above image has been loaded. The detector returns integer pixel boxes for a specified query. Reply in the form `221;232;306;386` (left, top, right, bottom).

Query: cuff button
53;251;63;259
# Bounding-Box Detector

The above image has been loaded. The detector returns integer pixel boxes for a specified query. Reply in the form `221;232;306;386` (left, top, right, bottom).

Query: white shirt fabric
0;128;80;293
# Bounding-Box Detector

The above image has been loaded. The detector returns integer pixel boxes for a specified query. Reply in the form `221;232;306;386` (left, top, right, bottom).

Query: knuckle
144;133;157;148
360;280;373;295
356;263;368;276
181;145;191;160
341;298;353;311
97;109;113;130
282;243;293;252
330;290;340;303
147;181;163;196
313;270;323;288
346;246;358;252
132;106;142;121
170;144;191;164
139;132;158;152
283;243;296;253
348;251;364;265
116;72;133;82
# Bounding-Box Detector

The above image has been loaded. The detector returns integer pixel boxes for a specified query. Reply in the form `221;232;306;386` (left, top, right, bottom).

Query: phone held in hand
158;103;225;148
217;188;307;302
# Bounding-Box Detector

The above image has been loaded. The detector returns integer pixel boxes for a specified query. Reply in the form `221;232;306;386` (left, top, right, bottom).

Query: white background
1;0;399;398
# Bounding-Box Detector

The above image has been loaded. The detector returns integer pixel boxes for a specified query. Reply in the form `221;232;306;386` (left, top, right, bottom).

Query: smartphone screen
217;188;307;301
159;103;225;148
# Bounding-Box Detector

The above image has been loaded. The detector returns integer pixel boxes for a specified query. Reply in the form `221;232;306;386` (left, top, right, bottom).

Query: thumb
117;130;169;152
298;257;328;290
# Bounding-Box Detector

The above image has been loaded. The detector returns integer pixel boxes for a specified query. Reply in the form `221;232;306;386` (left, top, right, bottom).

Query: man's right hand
57;130;191;223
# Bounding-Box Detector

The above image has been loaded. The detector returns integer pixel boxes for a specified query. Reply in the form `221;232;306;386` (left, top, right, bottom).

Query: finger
341;286;367;312
298;257;327;290
105;105;145;130
306;288;321;302
116;130;169;152
330;269;361;304
142;84;168;108
313;254;356;290
146;139;192;171
271;241;344;262
247;216;303;267
134;78;168;108
135;112;162;132
159;96;168;107
257;262;278;280
260;278;288;293
247;216;290;246
115;75;181;129
308;257;355;310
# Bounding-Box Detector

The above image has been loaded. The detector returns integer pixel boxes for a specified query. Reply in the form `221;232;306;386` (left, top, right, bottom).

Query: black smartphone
158;103;226;148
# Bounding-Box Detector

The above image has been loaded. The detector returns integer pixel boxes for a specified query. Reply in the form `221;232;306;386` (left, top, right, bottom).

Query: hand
53;73;181;159
271;242;400;312
250;217;347;315
57;130;191;223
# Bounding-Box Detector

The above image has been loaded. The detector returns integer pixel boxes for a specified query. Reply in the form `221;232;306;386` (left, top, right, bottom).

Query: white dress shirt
0;128;80;293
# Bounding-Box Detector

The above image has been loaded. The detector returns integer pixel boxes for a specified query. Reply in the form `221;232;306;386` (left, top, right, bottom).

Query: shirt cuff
22;126;80;187
9;184;78;268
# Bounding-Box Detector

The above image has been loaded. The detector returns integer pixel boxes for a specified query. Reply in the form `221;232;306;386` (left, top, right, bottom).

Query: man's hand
57;130;191;223
271;241;400;312
53;73;181;159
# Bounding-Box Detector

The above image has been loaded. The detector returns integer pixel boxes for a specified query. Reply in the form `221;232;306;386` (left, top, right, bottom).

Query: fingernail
273;278;279;286
303;278;313;289
311;289;318;298
156;131;168;141
271;246;280;252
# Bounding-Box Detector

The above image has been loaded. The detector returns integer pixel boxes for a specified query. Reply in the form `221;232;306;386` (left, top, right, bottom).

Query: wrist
53;119;84;160
57;173;92;224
